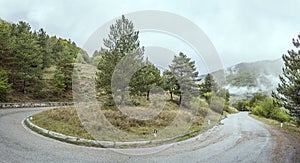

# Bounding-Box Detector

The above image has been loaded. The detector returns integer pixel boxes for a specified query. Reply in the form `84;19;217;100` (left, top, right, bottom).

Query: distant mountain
212;59;283;101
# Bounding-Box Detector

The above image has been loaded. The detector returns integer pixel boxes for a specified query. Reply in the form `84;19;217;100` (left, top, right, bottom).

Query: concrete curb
24;116;196;148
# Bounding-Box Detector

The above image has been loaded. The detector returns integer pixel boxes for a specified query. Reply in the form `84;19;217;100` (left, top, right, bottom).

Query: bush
252;105;265;116
249;93;267;108
253;98;274;118
203;92;213;103
270;107;290;122
209;96;225;114
224;105;238;114
190;98;209;117
198;100;210;117
234;100;250;111
251;97;290;122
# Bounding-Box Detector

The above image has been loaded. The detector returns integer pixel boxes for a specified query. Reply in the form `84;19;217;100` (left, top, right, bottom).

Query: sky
0;0;299;68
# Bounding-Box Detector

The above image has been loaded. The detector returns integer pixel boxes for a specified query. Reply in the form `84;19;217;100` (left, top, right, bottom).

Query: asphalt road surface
0;108;299;162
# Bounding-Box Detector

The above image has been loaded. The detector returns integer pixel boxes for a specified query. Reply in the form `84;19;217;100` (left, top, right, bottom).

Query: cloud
0;0;299;67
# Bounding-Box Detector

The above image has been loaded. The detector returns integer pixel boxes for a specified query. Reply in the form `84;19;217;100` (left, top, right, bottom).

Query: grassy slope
250;114;300;141
31;107;93;139
31;98;222;142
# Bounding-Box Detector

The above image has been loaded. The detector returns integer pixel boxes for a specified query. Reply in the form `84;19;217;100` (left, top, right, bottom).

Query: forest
0;19;89;102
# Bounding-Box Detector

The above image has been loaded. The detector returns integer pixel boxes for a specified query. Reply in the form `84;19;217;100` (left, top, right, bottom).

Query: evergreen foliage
273;34;300;126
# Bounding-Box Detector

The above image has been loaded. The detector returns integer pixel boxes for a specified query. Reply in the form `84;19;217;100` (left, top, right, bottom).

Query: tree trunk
23;80;26;94
121;94;125;107
179;94;182;104
147;91;150;101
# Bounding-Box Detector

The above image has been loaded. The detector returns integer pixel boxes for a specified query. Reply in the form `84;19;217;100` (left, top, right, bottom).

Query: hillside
0;18;90;102
213;59;283;101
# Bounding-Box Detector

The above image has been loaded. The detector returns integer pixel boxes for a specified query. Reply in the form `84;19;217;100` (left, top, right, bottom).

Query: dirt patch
267;126;300;162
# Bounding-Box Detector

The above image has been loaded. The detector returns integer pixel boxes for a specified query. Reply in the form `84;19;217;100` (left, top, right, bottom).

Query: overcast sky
0;0;299;68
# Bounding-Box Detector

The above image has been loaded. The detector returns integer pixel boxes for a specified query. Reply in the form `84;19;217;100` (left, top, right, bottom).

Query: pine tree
130;62;162;100
199;74;218;95
53;68;66;95
0;19;12;70
162;70;178;101
0;18;86;100
36;28;52;69
0;19;16;86
169;52;199;104
55;39;78;91
0;68;11;102
273;34;300;127
10;21;43;94
91;49;106;66
95;15;144;104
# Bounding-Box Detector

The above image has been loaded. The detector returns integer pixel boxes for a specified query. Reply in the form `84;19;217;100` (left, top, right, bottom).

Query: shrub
190;98;209;117
209;96;225;114
252;105;265;116
234;100;250;111
249;93;267;108
224;105;238;114
270;107;290;122
251;97;290;122
253;98;275;118
203;92;213;103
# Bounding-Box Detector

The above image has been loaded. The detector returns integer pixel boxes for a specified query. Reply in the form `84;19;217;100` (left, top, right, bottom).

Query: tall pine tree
169;52;199;105
55;39;78;91
36;28;52;69
199;74;218;96
273;34;300;127
0;19;12;70
95;15;144;104
10;21;43;95
0;68;11;102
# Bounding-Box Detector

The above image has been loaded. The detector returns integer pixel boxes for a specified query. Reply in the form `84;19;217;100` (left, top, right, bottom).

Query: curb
24;116;197;148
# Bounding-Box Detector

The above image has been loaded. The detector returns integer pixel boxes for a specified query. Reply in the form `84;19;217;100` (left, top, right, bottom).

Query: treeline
95;15;230;112
0;19;89;102
234;94;290;122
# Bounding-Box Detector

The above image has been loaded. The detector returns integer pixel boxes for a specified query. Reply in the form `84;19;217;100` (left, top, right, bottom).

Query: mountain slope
213;59;283;100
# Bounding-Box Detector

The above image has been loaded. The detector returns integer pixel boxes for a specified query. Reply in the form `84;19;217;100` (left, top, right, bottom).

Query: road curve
0;108;298;162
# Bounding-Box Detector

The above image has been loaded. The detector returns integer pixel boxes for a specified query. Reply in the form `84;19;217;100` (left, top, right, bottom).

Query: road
0;108;299;162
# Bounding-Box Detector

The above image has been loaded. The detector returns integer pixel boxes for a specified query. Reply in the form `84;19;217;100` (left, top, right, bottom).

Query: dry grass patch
31;107;93;139
250;114;300;141
31;98;222;142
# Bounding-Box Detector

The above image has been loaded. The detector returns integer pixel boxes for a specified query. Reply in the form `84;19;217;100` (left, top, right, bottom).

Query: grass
24;119;102;147
31;107;93;139
250;114;300;141
30;97;223;143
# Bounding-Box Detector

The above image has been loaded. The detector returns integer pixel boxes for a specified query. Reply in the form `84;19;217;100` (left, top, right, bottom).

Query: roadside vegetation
234;94;290;122
250;114;300;141
234;93;300;141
